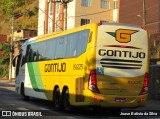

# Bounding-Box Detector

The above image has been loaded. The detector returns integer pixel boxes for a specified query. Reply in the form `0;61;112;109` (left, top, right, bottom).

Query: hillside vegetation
0;0;39;35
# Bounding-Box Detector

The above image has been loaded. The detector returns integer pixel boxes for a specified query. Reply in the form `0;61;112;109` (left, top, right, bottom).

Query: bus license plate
115;98;126;102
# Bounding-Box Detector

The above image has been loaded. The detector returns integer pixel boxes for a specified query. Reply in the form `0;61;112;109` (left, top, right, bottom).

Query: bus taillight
98;22;102;26
141;26;146;30
139;72;149;95
88;70;100;94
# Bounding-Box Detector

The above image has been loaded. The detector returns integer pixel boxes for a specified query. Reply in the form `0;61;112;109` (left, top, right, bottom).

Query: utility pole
64;2;67;30
52;0;56;32
54;0;73;30
44;0;49;34
62;0;73;30
9;16;14;81
142;0;146;27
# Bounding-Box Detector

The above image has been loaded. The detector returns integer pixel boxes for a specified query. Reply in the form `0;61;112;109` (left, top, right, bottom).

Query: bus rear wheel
53;88;62;111
63;89;72;112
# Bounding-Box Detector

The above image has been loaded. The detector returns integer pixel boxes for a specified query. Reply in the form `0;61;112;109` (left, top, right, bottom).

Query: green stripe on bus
27;62;44;92
33;63;45;91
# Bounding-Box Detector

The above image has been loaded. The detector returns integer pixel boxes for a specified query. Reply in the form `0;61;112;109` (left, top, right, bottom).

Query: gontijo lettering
44;63;66;72
99;49;146;59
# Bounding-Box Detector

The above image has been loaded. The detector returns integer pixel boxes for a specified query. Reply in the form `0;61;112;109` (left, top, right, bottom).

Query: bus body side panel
21;24;97;103
38;55;87;102
24;62;47;100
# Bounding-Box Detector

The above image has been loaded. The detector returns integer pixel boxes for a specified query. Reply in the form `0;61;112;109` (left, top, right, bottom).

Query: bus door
13;54;22;77
13;51;26;93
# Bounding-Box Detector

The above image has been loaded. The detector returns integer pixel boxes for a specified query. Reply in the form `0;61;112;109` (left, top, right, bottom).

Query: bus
13;23;149;111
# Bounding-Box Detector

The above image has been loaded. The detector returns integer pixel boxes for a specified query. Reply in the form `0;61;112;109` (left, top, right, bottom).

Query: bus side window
21;55;26;66
16;54;22;77
67;33;78;57
76;30;89;56
34;52;37;61
26;44;31;62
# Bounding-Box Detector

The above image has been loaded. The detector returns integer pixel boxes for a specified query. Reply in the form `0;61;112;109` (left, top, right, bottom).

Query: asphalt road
0;79;160;119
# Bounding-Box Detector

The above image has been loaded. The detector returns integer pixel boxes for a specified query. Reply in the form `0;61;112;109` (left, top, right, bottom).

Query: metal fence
149;65;160;99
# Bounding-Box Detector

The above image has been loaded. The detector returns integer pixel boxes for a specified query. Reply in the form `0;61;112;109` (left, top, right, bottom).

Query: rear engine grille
100;58;142;69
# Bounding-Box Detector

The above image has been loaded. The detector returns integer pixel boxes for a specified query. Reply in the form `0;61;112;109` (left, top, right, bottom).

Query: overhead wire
38;7;63;30
12;1;160;32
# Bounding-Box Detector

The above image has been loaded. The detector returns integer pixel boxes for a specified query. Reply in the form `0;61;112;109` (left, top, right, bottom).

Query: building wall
119;0;160;34
145;0;160;34
13;29;37;57
113;9;118;22
38;0;45;35
67;0;76;29
74;0;116;27
119;0;160;58
119;0;143;26
14;30;23;41
14;29;37;41
38;0;118;35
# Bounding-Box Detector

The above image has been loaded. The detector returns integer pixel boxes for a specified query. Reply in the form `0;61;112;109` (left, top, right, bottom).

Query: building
119;0;160;58
38;0;118;35
13;29;37;56
11;29;37;78
14;29;37;41
0;35;8;43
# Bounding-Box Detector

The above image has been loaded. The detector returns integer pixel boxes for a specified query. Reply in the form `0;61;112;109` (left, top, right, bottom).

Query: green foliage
0;0;15;19
0;0;38;34
0;37;11;78
0;64;9;78
0;0;34;18
0;44;3;50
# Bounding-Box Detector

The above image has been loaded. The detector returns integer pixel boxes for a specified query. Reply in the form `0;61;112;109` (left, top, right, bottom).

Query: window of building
81;0;91;7
101;0;110;9
81;19;90;26
100;20;109;24
114;0;118;9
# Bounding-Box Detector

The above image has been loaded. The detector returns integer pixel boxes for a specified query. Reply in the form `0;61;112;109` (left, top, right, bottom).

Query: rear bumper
83;93;148;108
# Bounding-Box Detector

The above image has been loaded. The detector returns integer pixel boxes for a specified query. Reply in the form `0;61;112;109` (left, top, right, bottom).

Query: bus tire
53;88;62;111
20;83;29;101
63;89;72;112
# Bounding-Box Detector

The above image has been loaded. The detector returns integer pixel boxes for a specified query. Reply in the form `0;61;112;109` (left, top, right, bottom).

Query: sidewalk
0;78;15;89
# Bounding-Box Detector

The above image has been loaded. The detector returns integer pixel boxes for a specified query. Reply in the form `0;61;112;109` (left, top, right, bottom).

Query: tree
0;0;38;34
0;0;15;19
0;37;10;78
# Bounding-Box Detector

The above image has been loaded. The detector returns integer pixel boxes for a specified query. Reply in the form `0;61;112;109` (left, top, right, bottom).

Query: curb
0;78;15;85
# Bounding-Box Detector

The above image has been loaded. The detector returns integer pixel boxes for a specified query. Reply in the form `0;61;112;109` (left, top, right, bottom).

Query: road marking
17;107;29;110
39;107;49;110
